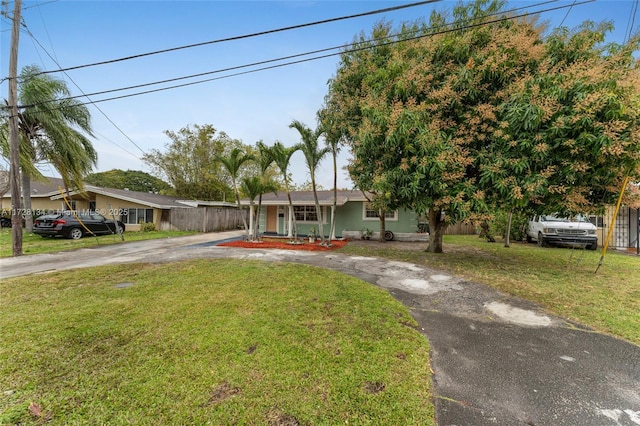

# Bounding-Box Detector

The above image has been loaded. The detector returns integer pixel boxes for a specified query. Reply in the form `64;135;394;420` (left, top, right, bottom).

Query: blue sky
1;0;638;190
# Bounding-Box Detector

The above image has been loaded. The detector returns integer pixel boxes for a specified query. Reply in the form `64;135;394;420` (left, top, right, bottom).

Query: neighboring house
591;205;640;253
0;176;242;232
241;190;428;240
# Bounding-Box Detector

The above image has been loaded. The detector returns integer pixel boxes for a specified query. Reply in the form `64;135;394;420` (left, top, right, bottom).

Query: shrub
490;211;529;241
141;222;156;232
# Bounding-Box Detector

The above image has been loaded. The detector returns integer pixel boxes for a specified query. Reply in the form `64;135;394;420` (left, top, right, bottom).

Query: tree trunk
255;193;263;241
21;171;33;233
248;203;255;241
425;208;446;253
378;210;386;243
285;184;297;239
232;178;248;238
311;174;325;245
329;151;337;241
504;211;513;248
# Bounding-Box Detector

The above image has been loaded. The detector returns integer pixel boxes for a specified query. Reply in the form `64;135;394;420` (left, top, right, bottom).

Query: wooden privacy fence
160;207;247;232
444;222;478;235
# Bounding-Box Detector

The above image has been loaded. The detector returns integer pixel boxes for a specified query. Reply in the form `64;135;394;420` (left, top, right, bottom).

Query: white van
527;214;598;250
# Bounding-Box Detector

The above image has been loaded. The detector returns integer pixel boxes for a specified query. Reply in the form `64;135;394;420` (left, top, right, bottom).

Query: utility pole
8;0;23;256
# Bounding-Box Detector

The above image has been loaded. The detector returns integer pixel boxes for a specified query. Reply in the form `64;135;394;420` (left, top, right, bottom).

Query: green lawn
0;228;196;258
338;235;640;346
0;259;433;425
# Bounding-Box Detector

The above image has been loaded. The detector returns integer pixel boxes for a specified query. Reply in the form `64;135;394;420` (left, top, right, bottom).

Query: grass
337;235;640;346
0;228;197;258
0;259;433;425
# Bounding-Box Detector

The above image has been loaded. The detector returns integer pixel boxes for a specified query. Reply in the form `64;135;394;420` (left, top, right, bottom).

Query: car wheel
537;232;548;248
384;230;394;241
68;227;83;240
526;234;532;243
588;243;598;251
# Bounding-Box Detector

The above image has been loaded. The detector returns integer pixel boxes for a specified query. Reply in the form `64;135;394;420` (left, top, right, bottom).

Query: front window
363;203;397;221
293;206;318;222
122;208;153;225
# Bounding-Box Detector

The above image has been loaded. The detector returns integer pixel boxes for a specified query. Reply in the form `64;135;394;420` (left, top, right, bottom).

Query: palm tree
289;120;329;245
241;175;278;240
1;65;97;233
216;147;254;237
253;141;275;240
318;107;344;242
271;141;300;239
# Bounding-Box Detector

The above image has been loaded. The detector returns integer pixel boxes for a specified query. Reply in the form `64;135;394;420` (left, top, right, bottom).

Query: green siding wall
264;201;420;237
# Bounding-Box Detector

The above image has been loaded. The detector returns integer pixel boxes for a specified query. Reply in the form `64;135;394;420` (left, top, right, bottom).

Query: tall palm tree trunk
311;173;325;245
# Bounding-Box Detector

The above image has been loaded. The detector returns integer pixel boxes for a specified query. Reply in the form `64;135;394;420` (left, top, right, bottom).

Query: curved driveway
2;231;639;425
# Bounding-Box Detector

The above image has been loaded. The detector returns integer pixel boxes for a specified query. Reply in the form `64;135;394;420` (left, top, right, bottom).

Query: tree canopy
322;0;640;252
85;169;171;193
142;124;242;201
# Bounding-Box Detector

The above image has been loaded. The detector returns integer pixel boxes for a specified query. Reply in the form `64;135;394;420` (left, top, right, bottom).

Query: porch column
287;205;293;238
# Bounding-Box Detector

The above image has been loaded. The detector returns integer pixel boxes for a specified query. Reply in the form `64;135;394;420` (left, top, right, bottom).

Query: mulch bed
218;238;349;251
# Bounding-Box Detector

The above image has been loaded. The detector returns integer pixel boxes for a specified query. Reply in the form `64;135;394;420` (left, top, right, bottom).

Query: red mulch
218;238;349;251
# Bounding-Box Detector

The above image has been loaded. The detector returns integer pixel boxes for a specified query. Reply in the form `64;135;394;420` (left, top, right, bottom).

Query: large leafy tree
0;65;97;233
325;1;544;252
85;169;171;193
289;119;330;245
142;124;240;201
482;22;640;217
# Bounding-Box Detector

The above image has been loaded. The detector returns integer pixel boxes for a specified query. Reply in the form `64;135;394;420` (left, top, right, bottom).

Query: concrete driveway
1;231;639;425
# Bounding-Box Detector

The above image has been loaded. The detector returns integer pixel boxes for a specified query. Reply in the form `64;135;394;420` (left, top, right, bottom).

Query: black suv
34;212;125;239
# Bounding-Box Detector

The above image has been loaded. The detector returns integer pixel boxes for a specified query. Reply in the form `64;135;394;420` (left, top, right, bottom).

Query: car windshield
36;214;61;220
543;214;590;223
542;215;569;222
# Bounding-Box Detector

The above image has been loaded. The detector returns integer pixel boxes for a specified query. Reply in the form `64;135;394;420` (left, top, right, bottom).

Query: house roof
241;190;371;206
0;175;68;199
61;186;195;209
1;175;235;209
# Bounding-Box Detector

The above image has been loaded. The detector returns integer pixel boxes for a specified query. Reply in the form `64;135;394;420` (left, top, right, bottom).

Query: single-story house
0;176;242;232
240;190;430;241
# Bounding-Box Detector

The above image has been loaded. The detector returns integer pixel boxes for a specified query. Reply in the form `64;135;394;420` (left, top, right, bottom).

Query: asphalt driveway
1;231;638;425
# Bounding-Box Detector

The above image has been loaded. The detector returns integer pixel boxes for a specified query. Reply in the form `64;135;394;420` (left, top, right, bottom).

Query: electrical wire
30;0;443;77
626;0;639;42
16;0;592;111
15;0;560;107
558;0;577;27
20;18;146;155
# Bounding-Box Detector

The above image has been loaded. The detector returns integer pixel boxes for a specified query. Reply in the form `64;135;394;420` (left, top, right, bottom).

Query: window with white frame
62;201;76;211
122;208;154;225
363;203;398;221
293;205;319;222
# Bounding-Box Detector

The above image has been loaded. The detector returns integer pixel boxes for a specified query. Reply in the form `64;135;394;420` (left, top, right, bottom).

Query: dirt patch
206;382;240;405
267;407;300;426
363;381;386;394
218;238;348;251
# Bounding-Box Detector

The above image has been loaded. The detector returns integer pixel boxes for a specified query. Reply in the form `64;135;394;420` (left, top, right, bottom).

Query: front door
266;206;278;233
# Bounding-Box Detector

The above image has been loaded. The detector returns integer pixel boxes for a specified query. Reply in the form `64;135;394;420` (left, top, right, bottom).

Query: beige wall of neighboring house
1;176;242;233
92;194;160;232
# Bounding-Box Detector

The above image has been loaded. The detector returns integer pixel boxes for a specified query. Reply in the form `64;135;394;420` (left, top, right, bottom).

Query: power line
626;0;639;42
17;0;559;107
16;0;590;111
31;0;443;77
20;19;146;155
559;0;577;27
